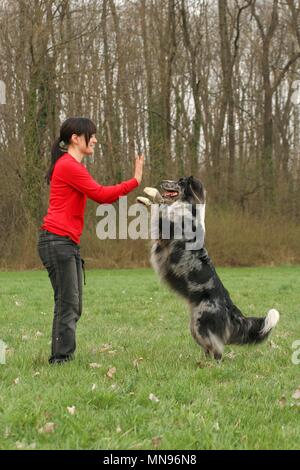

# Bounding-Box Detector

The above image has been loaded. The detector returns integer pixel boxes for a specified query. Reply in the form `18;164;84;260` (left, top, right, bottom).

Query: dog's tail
228;308;280;345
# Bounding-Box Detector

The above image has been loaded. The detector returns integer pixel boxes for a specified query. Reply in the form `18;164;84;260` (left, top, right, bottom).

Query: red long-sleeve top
41;153;139;244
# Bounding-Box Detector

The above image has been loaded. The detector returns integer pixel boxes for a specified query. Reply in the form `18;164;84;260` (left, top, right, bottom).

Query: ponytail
45;137;67;184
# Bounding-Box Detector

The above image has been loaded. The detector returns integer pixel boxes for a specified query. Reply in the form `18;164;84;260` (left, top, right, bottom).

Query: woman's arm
55;155;144;204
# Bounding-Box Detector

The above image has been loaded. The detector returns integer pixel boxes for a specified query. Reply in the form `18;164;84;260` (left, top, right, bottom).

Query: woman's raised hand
134;154;145;184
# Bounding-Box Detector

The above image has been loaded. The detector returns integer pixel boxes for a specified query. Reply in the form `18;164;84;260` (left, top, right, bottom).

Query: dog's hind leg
190;308;224;360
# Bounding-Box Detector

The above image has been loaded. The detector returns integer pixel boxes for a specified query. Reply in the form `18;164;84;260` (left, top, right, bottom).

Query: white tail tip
261;309;280;335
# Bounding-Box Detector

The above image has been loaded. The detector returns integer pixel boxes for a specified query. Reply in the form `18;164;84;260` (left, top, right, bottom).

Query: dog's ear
186;176;205;203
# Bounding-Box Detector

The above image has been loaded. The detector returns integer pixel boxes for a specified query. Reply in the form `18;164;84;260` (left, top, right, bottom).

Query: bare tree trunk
252;0;278;203
140;0;167;183
180;0;203;176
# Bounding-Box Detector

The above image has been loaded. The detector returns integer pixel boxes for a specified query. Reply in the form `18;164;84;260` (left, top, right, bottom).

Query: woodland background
1;0;300;269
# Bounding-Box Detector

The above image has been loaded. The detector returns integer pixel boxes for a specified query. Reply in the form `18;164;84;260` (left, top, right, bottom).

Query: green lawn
0;266;299;450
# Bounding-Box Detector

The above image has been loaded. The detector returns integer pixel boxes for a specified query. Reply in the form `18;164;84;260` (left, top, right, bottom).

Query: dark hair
45;117;97;184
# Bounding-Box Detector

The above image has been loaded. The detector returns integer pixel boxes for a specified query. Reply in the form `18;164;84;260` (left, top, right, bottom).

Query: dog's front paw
136;196;152;207
144;187;163;203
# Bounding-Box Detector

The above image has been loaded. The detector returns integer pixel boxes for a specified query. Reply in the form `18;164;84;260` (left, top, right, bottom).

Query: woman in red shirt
38;117;144;364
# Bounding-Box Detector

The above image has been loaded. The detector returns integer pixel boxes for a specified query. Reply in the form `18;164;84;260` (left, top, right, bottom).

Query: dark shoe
48;355;74;365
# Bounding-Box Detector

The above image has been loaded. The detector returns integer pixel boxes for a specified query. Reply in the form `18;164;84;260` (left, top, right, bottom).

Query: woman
38;117;144;364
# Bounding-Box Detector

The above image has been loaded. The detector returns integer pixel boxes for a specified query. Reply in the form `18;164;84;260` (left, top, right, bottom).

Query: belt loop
81;258;86;285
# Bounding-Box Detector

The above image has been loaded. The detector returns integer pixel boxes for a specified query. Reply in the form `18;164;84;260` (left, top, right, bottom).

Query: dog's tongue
164;191;177;197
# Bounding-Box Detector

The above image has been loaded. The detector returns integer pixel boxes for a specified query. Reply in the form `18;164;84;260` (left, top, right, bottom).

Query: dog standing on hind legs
137;176;280;360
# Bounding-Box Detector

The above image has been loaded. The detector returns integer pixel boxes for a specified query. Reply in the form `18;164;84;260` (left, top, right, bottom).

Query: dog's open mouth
162;190;179;198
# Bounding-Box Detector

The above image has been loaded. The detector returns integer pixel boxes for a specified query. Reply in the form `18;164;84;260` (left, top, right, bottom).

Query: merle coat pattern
137;177;279;360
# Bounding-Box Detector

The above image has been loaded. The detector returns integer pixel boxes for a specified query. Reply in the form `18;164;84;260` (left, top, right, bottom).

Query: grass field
0;266;299;450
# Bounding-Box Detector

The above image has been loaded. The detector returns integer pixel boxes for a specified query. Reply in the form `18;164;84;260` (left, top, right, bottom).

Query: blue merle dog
137;176;279;360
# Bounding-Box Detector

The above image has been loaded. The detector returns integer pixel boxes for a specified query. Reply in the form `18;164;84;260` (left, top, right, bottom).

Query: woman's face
70;133;97;156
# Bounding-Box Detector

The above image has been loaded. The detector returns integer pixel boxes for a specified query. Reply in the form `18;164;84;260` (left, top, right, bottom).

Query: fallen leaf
6;348;14;357
67;406;76;415
91;384;97;391
99;344;112;353
15;301;22;307
13;377;20;385
107;367;116;379
116;426;122;433
279;396;286;408
152;436;162;448
15;441;25;449
38;422;56;434
213;422;220;431
290;402;300;407
196;361;214;369
270;340;279;349
292;387;300;400
33;372;40;377
149;393;159;403
89;363;101;369
133;357;144;368
16;441;36;449
35;331;43;338
21;335;29;341
225;350;236;359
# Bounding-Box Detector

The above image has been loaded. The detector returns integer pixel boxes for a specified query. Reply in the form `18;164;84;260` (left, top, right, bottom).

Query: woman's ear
70;134;79;145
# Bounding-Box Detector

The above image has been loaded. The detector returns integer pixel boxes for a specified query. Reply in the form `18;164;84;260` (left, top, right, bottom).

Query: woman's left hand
134;154;145;184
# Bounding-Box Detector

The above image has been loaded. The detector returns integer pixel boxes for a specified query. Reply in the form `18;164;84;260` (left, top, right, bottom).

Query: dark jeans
38;230;84;363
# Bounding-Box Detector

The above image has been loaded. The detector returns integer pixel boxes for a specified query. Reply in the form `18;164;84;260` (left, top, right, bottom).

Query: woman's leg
38;232;82;363
75;250;83;323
